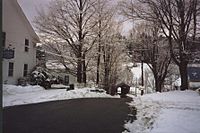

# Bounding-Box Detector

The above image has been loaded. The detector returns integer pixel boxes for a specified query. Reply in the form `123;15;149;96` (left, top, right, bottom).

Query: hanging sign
3;49;15;59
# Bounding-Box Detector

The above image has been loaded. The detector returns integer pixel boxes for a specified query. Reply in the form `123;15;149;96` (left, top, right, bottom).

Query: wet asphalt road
3;98;133;133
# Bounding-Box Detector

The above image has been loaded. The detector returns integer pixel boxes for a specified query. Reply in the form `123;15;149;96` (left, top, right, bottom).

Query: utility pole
141;60;144;86
141;51;144;86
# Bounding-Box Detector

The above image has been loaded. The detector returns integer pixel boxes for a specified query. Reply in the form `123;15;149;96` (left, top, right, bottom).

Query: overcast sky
17;0;131;35
18;0;51;25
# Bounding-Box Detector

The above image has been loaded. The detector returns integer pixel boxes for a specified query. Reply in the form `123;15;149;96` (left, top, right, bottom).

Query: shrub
30;67;53;89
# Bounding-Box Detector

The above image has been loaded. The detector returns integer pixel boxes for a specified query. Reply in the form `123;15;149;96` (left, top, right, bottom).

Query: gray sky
18;0;131;35
18;0;51;25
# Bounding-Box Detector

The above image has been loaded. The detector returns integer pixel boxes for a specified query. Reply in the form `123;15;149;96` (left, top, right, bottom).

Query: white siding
2;0;38;84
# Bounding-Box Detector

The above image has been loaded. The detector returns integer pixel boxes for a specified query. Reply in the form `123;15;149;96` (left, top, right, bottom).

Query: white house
45;60;77;85
2;0;40;84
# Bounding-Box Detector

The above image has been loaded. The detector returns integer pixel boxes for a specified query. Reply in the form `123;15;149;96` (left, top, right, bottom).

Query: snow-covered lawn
124;90;200;133
3;84;118;107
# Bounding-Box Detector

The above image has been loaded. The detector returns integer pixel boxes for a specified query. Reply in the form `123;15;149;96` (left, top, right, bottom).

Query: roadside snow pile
3;85;44;95
3;85;118;107
51;84;69;89
124;90;200;133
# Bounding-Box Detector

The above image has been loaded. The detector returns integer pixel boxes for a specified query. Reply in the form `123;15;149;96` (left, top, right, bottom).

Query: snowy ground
3;84;118;107
124;90;200;133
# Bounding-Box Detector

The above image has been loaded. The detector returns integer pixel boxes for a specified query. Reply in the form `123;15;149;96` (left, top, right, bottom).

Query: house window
25;39;29;52
2;32;6;47
8;62;14;77
23;64;28;77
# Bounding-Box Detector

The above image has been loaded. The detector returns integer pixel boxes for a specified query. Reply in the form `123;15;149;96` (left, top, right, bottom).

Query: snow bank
51;84;69;89
124;90;200;133
151;108;200;133
3;85;119;107
3;85;44;95
124;95;161;133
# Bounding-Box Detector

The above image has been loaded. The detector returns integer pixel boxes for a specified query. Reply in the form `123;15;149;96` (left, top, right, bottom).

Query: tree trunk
96;54;100;85
82;53;87;85
96;39;101;85
104;66;110;93
77;52;82;83
96;8;102;86
103;48;110;93
179;61;188;90
192;0;197;45
155;80;163;92
77;0;83;84
154;74;161;92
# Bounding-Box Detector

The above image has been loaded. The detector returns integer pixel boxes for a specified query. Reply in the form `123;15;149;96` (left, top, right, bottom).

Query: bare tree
34;0;97;84
38;34;77;74
126;22;171;92
95;21;127;92
120;0;200;90
91;0;116;86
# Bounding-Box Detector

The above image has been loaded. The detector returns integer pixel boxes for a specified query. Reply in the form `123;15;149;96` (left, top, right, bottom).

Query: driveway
3;98;134;133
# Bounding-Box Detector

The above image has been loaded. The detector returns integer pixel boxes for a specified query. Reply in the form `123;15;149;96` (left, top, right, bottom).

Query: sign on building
188;67;200;82
3;49;15;59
